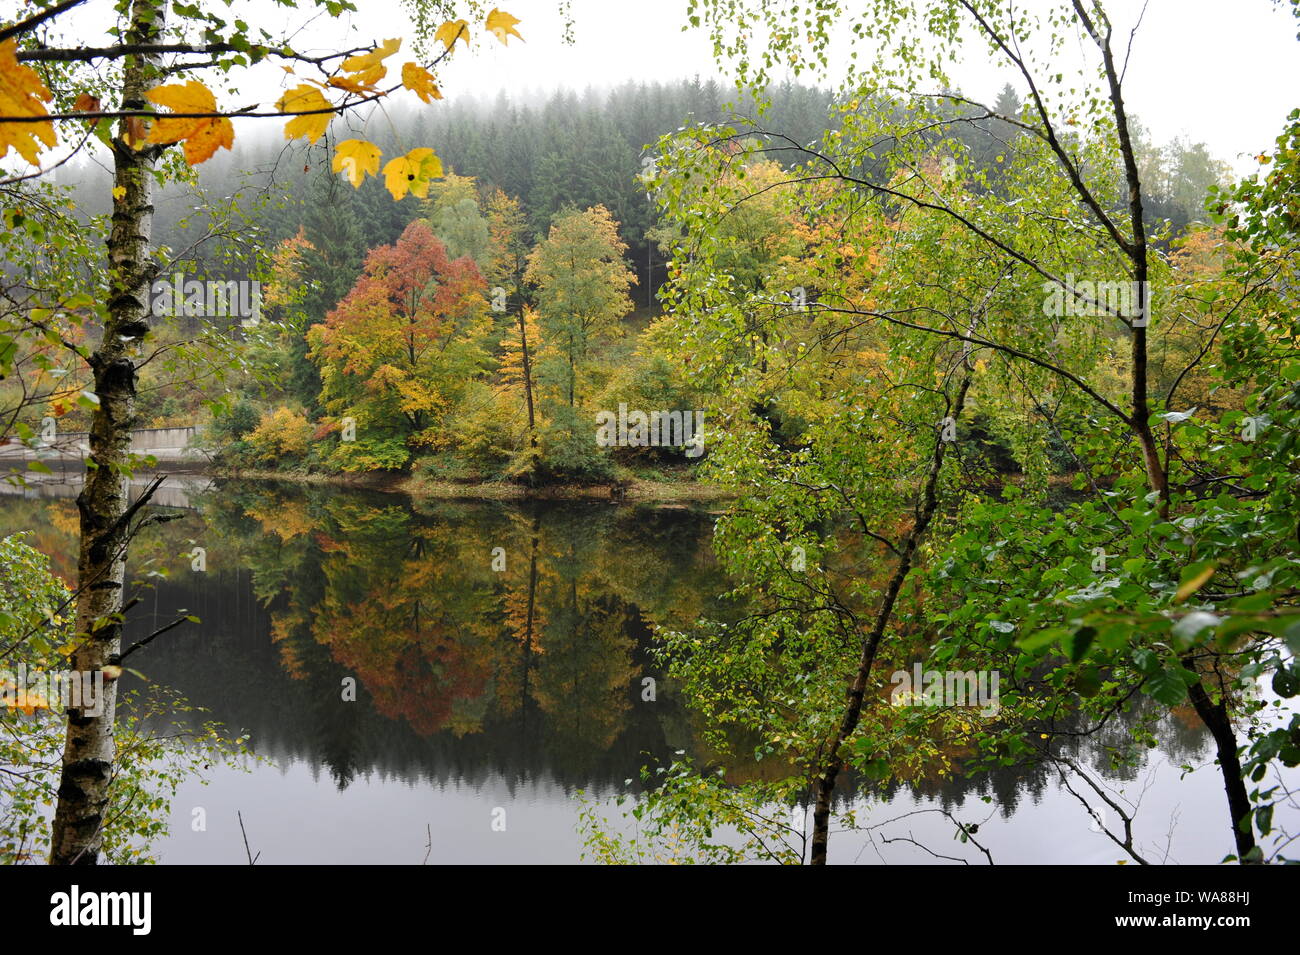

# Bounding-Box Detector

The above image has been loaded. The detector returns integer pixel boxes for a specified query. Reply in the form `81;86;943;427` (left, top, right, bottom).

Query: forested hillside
29;78;1231;488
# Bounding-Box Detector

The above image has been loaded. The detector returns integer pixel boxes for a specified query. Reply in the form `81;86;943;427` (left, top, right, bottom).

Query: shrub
246;406;314;463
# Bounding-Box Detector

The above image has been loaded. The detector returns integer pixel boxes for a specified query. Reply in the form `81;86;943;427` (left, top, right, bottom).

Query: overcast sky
385;0;1299;174
21;0;1300;176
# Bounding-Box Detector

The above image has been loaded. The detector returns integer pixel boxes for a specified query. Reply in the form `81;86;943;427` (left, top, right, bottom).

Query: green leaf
1145;667;1191;705
1068;626;1096;663
1272;665;1299;699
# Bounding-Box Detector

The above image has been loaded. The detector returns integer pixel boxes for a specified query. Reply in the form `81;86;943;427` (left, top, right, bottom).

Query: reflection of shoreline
104;489;723;796
223;468;738;503
2;451;735;504
2;483;1253;863
0;471;212;510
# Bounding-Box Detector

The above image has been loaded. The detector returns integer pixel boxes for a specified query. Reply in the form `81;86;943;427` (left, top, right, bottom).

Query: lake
0;474;1285;864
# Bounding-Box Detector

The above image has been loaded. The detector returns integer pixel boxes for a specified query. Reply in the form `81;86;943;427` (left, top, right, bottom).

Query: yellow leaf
1174;563;1217;604
434;19;471;50
328;68;386;94
401;62;442;103
146;80;217;141
0;38;56;163
112;185;126;200
277;85;333;143
182;114;234;164
340;37;401;73
333;138;382;188
382;147;443;200
144;80;234;163
485;8;523;45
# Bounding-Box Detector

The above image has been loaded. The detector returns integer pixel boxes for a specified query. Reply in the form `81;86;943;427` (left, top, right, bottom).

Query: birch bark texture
49;0;167;866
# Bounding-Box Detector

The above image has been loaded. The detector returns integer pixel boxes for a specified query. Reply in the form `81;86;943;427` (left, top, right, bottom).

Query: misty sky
340;0;1299;174
18;0;1300;175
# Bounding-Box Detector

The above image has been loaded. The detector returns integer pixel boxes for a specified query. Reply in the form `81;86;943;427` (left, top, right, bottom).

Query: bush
211;398;260;441
246;406;314;463
324;435;411;472
538;405;616;483
448;384;518;476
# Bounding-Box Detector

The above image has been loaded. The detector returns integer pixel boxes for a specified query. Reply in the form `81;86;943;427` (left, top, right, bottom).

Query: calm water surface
1;474;1289;864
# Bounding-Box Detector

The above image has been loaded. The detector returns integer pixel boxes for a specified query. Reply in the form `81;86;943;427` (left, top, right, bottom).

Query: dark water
2;475;1291;864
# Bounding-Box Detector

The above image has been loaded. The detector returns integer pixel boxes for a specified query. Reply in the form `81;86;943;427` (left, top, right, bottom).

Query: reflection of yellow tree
0;501;82;581
270;609;310;681
492;512;547;718
311;524;497;738
531;574;638;754
245;497;315;542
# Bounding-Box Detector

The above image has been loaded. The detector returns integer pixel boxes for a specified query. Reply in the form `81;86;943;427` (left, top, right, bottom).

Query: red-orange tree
309;219;492;469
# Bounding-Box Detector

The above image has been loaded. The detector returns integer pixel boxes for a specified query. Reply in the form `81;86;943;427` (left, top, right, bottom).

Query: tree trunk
1080;4;1254;862
1184;659;1257;861
518;310;538;482
49;0;165;866
810;374;971;864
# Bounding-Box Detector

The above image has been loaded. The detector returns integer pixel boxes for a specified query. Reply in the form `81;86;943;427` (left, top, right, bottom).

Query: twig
237;810;260;865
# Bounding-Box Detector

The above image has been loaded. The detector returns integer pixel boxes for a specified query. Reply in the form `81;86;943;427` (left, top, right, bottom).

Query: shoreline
207;466;738;503
2;456;738;503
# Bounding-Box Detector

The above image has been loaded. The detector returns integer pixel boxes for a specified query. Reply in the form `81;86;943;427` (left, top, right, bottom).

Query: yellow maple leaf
277;85;333;143
328;68;386;94
340;37;401;73
332;138;382;188
434;19;471;50
0;38;56;163
50;394;76;416
146;80;217;141
145;80;234;163
401;63;442;103
382;147;443;200
181;113;234;164
485;9;523;45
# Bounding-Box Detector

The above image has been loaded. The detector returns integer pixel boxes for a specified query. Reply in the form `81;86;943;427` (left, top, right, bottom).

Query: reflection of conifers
99;481;1216;805
194;486;722;784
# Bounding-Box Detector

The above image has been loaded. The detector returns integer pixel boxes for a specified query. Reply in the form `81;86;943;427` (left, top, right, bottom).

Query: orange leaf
72;93;101;120
144;80;234;164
